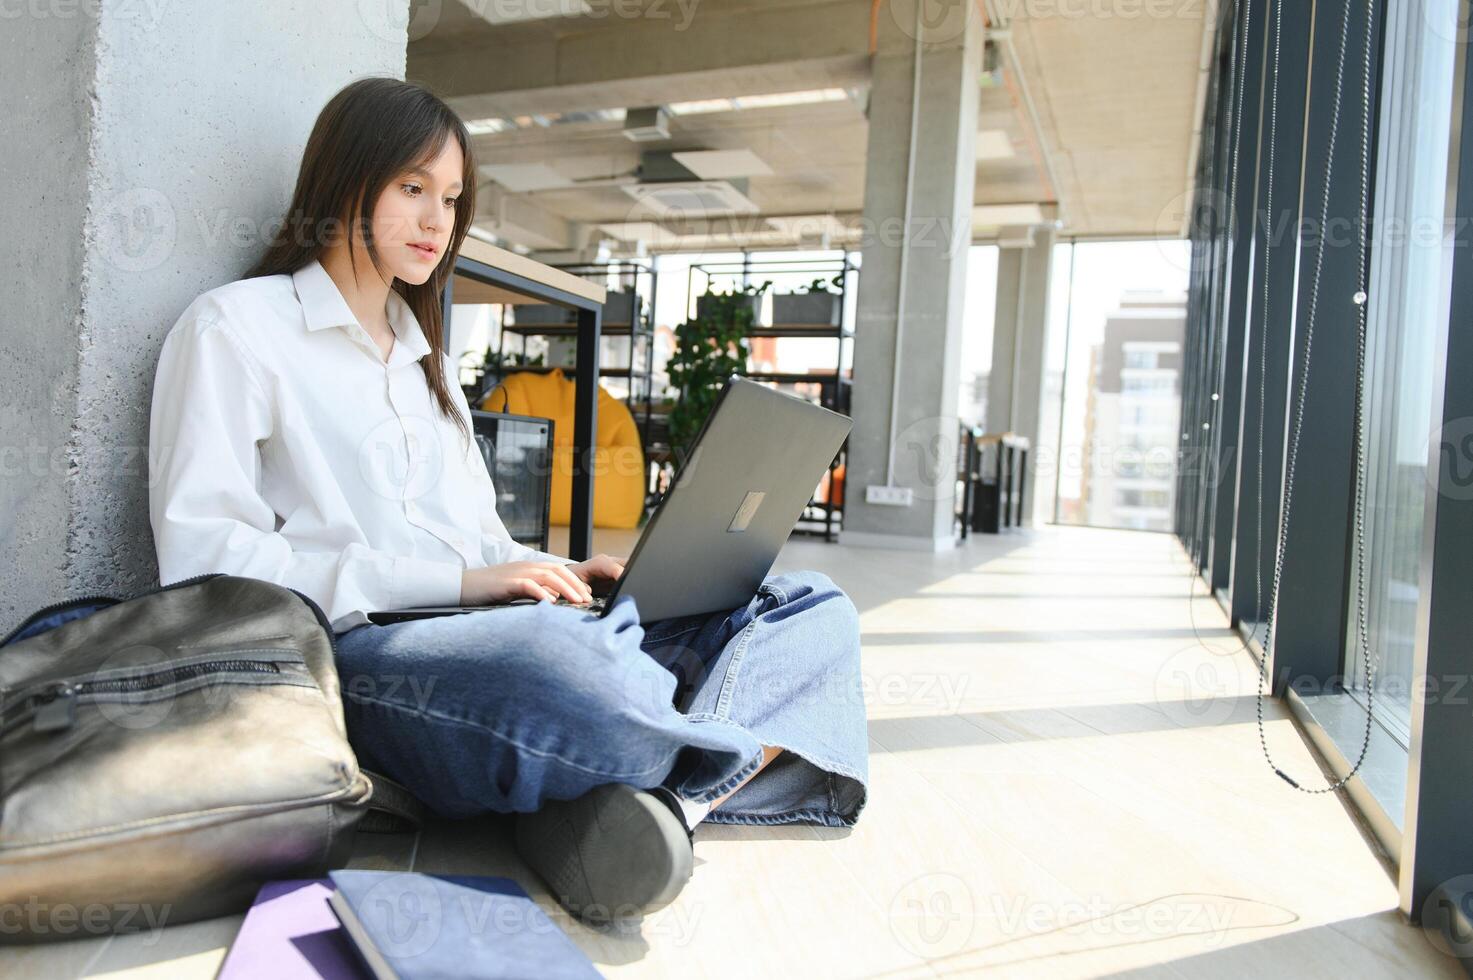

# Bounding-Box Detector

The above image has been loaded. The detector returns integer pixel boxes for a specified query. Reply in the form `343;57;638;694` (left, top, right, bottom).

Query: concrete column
1;4;408;627
985;227;1056;525
841;0;984;551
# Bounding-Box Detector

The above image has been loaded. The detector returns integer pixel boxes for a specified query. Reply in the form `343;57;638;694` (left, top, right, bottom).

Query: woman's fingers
538;564;592;602
565;554;624;581
581;554;625;580
493;561;600;604
553;563;594;601
514;577;557;603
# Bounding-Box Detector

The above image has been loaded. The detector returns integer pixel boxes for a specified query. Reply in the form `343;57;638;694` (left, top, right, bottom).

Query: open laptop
367;376;852;626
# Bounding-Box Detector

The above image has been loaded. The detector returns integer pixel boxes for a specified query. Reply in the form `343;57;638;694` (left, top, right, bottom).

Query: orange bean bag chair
481;369;646;529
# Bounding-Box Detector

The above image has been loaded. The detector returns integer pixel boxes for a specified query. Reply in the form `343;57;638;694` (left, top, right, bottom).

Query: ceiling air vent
620;180;759;217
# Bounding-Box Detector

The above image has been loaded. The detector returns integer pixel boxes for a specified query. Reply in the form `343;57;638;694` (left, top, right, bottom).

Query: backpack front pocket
0;649;319;735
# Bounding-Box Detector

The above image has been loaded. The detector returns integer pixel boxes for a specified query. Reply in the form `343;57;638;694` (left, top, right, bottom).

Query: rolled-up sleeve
148;314;465;629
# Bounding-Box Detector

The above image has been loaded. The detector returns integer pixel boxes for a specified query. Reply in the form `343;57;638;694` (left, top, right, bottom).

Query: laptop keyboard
556;595;609;612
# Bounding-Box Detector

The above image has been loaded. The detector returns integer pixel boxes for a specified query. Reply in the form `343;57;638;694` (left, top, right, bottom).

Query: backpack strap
358;769;428;834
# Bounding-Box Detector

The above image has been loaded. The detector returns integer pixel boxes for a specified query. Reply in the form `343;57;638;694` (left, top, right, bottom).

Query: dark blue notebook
326;870;603;980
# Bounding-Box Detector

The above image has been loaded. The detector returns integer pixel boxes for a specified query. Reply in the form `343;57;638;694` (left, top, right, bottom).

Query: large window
1346;0;1458;745
956;245;999;427
1047;240;1190;531
1177;0;1473;921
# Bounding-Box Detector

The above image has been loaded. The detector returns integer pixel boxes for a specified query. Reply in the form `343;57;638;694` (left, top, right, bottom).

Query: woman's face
369;137;464;286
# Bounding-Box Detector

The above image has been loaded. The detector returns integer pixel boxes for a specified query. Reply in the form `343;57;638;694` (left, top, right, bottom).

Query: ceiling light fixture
666;87;852;117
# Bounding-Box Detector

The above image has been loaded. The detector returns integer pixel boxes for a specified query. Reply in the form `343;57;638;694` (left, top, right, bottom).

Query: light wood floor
4;526;1462;979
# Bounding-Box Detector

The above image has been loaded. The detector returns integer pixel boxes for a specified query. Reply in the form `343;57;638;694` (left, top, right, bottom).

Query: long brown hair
246;76;477;448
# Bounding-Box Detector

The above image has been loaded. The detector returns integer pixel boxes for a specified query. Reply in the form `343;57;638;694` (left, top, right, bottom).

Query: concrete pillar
986;227;1057;525
841;0;984;551
1;4;408;627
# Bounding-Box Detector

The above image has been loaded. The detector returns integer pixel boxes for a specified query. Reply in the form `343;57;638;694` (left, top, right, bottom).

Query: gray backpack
0;573;422;942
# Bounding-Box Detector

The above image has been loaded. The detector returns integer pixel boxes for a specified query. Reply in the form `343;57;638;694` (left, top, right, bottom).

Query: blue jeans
332;569;869;829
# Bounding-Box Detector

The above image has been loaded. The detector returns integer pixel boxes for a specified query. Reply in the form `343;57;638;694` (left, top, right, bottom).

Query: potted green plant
482;348;545;375
772;274;843;327
666;282;768;459
695;280;770;327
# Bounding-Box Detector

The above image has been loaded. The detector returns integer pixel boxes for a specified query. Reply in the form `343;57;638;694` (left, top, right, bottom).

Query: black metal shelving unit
680;255;857;542
485;260;658;448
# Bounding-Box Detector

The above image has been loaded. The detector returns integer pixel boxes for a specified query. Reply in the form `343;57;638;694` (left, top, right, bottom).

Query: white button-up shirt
148;257;572;633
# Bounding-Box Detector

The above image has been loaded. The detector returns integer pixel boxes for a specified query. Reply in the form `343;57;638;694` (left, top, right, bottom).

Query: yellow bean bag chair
480;368;646;529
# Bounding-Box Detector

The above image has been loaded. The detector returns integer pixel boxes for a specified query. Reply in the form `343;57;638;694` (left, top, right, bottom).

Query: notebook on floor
328;870;604;980
217;879;367;980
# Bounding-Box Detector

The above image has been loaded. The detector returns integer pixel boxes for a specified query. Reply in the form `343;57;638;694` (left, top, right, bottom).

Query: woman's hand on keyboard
460;562;593;605
567;554;627;590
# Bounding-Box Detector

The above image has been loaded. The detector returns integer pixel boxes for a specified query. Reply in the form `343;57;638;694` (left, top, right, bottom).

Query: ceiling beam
409;0;875;117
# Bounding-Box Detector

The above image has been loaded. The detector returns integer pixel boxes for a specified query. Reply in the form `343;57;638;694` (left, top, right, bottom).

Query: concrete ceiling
406;0;1211;256
1002;3;1212;240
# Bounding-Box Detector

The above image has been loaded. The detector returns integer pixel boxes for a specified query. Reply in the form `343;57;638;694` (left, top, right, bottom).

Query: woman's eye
444;197;458;208
402;183;422;196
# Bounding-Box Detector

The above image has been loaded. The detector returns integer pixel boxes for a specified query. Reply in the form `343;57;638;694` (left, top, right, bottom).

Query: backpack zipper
18;658;289;733
1;574;338;733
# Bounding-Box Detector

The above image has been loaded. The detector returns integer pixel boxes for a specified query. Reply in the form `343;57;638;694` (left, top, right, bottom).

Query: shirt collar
291;257;434;366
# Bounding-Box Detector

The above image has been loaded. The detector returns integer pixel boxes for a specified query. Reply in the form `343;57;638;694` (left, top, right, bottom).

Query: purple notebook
217;879;369;980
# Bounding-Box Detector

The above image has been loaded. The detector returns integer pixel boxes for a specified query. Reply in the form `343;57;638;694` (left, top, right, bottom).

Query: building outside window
1076;293;1185;531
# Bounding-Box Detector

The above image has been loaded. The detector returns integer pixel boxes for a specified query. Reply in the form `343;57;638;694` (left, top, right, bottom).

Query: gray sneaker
514;782;694;924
